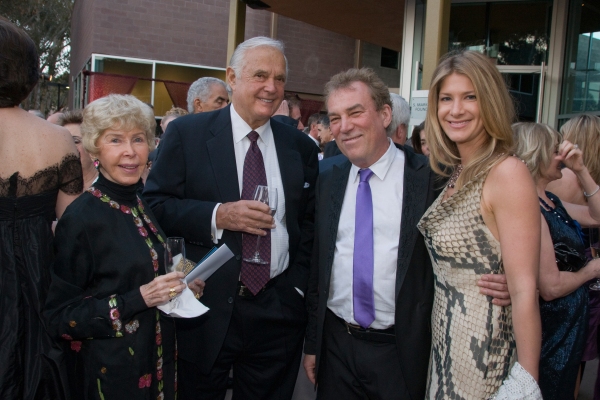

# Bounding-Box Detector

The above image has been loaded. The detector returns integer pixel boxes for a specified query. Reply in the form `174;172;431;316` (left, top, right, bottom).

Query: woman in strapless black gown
0;17;83;400
514;122;600;400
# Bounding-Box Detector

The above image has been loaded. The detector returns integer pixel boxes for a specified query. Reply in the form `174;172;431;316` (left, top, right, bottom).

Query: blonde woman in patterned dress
417;51;542;399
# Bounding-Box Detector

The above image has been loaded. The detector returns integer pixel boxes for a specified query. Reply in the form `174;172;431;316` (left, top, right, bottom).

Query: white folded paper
157;286;209;318
184;244;234;284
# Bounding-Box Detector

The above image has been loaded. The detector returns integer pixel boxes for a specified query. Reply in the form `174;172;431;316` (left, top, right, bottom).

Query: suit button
200;242;204;246
235;255;241;260
228;297;233;304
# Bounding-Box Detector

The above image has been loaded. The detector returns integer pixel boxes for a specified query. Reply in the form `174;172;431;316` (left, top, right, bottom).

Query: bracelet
584;185;600;198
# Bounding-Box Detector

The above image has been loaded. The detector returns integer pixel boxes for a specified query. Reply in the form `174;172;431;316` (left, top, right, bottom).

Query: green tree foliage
1;0;74;114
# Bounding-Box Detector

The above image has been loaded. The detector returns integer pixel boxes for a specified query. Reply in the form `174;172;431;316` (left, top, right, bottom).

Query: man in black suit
303;68;508;399
144;37;318;399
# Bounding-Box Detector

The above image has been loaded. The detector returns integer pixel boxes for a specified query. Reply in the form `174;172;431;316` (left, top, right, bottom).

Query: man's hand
477;274;511;306
216;200;275;236
303;354;316;385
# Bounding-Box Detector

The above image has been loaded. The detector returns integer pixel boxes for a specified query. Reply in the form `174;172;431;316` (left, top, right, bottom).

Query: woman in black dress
46;94;189;400
0;17;83;400
514;122;600;400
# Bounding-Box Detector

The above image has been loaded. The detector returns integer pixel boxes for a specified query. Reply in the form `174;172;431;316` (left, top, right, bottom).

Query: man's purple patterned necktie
240;131;271;295
353;168;375;328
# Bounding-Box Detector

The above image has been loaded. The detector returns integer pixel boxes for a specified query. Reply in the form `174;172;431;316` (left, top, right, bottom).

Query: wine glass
243;186;277;264
589;228;600;290
165;237;186;274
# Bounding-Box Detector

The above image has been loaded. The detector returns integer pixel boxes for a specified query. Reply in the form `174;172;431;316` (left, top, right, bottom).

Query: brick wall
83;0;229;68
362;42;400;89
276;16;355;95
245;8;271;43
71;0;96;74
70;1;356;99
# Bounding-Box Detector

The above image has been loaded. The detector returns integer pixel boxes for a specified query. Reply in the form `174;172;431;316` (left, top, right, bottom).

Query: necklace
447;164;463;188
87;186;166;397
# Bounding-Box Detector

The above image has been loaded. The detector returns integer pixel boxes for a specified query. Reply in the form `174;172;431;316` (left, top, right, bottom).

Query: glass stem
254;234;261;256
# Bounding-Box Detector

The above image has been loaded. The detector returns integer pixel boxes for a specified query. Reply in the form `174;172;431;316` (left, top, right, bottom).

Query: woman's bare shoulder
487;156;533;186
0;111;78;177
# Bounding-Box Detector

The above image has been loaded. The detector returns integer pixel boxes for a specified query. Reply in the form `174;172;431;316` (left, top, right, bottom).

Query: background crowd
3;13;600;400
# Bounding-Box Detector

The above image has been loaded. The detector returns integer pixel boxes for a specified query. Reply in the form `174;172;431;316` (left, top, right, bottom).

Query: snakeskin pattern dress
418;170;515;399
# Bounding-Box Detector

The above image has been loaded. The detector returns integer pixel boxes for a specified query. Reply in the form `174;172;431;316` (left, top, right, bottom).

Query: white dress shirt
210;105;289;278
327;140;404;329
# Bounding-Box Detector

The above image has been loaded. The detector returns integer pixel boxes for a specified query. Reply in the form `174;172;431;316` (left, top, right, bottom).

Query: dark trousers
317;310;409;400
178;284;306;400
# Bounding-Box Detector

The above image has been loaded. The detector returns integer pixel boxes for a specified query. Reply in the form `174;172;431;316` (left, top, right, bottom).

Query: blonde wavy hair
512;122;562;181
426;51;515;188
560;114;600;183
81;94;156;155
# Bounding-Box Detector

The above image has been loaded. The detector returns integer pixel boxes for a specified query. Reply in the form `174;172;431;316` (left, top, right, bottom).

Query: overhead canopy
250;0;405;51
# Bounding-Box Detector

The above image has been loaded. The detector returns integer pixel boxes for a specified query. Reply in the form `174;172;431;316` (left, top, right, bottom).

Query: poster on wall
410;90;428;126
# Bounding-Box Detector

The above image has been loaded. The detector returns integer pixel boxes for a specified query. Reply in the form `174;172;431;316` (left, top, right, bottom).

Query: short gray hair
387;93;410;136
186;77;227;113
81;94;156;155
228;36;288;91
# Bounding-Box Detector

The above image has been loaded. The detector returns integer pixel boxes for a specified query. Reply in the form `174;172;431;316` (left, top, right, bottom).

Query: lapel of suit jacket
324;160;352;285
206;106;242;249
395;147;430;298
272;122;304;221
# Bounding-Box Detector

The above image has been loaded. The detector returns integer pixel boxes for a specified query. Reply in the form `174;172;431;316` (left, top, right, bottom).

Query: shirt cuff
211;203;224;244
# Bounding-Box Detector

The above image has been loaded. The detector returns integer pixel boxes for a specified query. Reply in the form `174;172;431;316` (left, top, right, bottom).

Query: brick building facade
69;0;395;116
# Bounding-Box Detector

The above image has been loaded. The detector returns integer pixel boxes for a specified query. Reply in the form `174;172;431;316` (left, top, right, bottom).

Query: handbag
554;241;587;272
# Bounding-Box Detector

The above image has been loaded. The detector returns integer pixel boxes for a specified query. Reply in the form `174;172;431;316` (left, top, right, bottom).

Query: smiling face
437;73;487;154
94;127;150;186
227;46;286;129
327;81;391;168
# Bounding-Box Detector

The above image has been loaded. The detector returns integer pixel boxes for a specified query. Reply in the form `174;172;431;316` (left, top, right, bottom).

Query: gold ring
195;292;200;299
169;287;176;299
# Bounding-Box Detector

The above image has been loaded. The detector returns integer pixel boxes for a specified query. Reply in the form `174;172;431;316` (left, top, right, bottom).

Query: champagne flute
165;237;186;274
589;228;600;290
243;186;278;264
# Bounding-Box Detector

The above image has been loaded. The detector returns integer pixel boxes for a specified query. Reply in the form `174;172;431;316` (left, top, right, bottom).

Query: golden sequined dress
417;170;515;399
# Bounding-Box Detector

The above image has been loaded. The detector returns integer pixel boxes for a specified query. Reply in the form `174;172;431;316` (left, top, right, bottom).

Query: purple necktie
240;131;271;295
353;168;375;328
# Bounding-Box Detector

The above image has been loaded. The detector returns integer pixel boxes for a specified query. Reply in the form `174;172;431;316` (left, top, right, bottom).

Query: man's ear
380;104;392;129
193;98;203;113
226;66;236;92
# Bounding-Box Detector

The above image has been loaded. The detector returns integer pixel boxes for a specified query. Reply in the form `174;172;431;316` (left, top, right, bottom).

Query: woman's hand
559;140;585;173
140;271;186;307
591;258;600;279
188;278;206;299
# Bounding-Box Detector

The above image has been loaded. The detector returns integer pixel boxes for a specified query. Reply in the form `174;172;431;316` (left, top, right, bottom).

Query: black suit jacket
322;140;342;159
144;105;319;373
305;144;437;400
